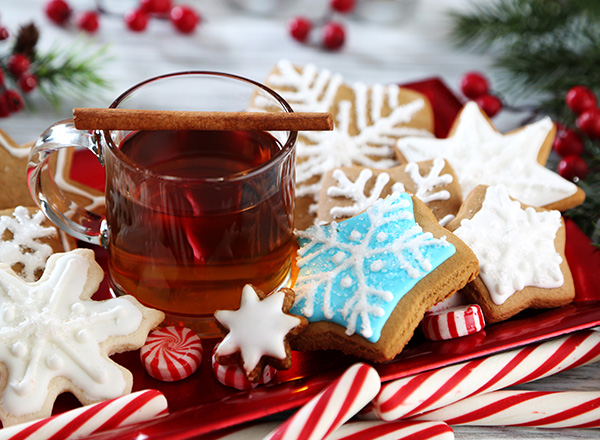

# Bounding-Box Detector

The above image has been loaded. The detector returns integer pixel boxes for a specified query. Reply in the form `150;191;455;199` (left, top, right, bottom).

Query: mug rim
102;71;297;184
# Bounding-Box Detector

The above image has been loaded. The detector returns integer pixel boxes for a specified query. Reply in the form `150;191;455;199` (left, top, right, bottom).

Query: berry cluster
0;19;32;117
459;71;503;118
44;0;200;34
288;0;355;51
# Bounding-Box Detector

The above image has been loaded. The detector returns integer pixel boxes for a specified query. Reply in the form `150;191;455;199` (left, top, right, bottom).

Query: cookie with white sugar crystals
290;192;478;362
446;184;575;323
317;158;462;227
253;59;435;230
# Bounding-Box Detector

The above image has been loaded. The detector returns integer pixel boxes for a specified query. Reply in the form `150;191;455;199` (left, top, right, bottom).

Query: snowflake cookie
395;101;586;211
214;285;307;382
0;248;165;426
291;192;479;362
317;158;462;227
254;59;435;230
446;185;575;323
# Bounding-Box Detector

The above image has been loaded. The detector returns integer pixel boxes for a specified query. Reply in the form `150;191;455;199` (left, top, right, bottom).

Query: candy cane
265;363;381;440
412;390;600;428
421;304;485;341
329;420;454;440
0;389;168;440
372;329;600;421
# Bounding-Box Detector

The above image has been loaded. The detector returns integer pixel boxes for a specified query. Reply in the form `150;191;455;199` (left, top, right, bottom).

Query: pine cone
13;22;39;58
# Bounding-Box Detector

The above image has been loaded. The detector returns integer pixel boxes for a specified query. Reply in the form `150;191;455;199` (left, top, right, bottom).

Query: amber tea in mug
29;72;297;337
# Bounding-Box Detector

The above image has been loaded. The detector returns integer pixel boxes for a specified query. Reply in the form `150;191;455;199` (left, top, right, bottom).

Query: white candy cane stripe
372;329;600;421
265;363;381;440
421;305;485;341
412;390;600;428
211;349;276;390
140;326;203;382
0;389;167;440
329;420;454;440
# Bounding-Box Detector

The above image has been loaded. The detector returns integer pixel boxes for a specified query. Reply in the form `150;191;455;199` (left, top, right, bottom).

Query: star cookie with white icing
446;185;575;323
395;101;585;211
214;285;307;382
291;192;479;362
254;59;435;229
317;158;462;227
0;248;164;426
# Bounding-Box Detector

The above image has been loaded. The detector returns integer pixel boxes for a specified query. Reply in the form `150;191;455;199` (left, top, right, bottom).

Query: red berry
170;5;200;34
330;0;356;13
576;107;600;138
557;156;589;181
140;0;172;14
7;54;31;78
566;85;597;115
322;21;345;51
125;9;149;32
553;127;584;157
460;72;489;99
76;11;100;33
0;27;9;41
288;16;312;43
0;68;4;85
18;73;38;93
0;94;9;118
475;94;503;118
4;89;24;113
44;0;72;26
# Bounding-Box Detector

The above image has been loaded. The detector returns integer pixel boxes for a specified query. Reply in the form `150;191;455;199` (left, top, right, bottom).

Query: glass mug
28;72;297;337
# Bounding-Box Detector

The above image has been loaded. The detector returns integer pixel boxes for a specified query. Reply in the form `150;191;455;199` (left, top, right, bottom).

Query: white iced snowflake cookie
291;192;479;362
253;59;435;229
214;285;307;382
446;185;575;323
395;101;585;211
0;248;164;426
317;158;462;226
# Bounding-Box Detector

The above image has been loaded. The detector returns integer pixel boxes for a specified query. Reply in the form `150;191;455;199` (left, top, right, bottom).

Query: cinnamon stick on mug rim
73;108;333;131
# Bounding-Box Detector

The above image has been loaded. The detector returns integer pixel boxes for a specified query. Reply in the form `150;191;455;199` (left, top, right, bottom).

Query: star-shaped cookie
214;285;307;382
395;101;585;210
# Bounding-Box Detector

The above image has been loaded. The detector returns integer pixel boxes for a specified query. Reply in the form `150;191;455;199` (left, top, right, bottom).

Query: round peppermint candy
422;304;485;341
211;346;276;391
140;326;203;382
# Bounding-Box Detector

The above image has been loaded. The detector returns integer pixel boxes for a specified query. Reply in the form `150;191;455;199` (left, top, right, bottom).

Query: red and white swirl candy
211;347;276;391
372;329;600;421
421;304;485;341
264;363;381;440
140;326;203;382
412;390;600;428
0;389;167;440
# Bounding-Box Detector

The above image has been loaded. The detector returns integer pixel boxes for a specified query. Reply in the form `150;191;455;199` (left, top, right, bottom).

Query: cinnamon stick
73;108;333;131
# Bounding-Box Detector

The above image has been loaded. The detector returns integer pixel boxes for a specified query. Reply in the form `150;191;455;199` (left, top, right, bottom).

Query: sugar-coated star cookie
395;101;585;211
317;158;462;227
253;59;435;229
446;185;575;323
0;248;164;426
290;192;479;362
214;285;307;382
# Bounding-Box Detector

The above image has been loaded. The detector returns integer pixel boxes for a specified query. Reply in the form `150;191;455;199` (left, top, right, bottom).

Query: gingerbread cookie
0;248;164;426
254;59;435;229
317;158;461;226
290;192;479;362
0;129;34;209
0;206;77;282
214;284;307;382
395;101;585;211
445;185;575;323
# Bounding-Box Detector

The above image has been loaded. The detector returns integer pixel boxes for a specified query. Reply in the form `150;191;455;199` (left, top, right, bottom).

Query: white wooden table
2;1;599;438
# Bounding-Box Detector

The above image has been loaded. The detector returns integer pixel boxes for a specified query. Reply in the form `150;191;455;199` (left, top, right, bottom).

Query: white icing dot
10;342;27;358
332;251;346;264
46;354;63;370
70;303;85;314
376;232;388;242
349;230;361;241
76;329;91;343
341;276;354;288
2;306;15;323
370;260;385;272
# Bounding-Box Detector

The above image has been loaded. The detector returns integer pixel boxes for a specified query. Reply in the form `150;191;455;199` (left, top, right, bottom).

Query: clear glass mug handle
27;119;109;247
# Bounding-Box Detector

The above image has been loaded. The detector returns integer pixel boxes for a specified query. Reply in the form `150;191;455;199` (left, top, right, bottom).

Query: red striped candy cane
265;363;381;440
0;389;168;440
372;329;600;421
328;420;454;439
421;305;485;341
412;390;600;428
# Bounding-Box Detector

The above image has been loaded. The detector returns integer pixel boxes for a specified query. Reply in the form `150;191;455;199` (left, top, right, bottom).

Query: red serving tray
60;78;600;440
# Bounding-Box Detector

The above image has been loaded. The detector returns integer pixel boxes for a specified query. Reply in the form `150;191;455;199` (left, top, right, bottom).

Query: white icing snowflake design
405;157;453;204
454;185;564;305
258;60;433;206
0;206;57;282
292;192;455;342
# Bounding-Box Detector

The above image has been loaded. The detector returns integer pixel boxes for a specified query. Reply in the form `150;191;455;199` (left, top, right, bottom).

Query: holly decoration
450;0;600;245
